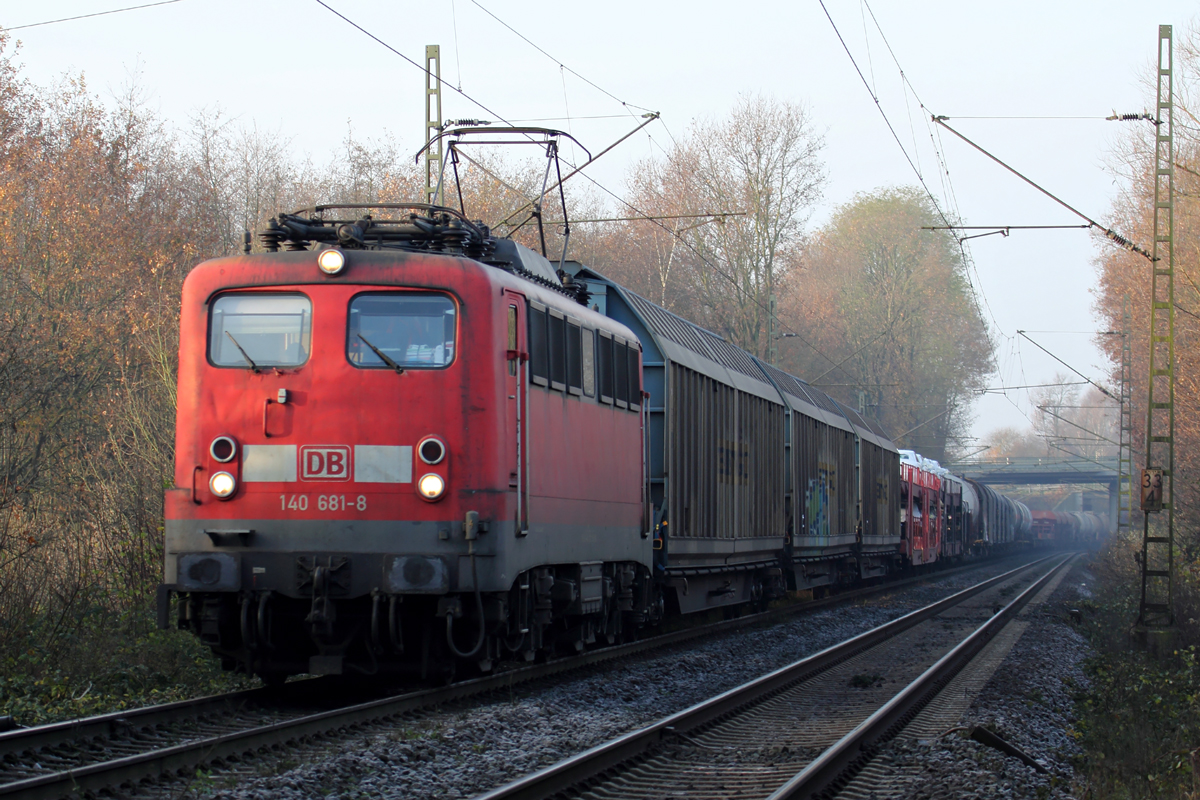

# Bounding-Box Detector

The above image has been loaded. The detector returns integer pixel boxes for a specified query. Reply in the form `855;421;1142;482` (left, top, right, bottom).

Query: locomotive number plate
280;494;368;512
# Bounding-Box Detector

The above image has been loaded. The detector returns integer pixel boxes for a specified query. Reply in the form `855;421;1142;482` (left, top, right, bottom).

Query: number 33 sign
1141;468;1164;513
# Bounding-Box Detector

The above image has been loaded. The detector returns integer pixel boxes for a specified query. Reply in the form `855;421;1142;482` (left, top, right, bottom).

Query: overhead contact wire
2;0;181;31
313;0;519;129
822;0;1002;350
860;0;1005;341
317;0;846;381
468;0;655;117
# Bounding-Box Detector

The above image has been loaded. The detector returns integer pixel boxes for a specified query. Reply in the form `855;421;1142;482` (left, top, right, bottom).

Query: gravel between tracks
884;557;1094;800
152;558;1077;800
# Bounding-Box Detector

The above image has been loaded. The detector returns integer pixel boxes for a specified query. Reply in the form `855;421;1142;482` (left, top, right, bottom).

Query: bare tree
610;95;825;355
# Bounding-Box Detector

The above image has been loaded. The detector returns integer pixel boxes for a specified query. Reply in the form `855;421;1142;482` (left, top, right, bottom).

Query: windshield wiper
225;332;260;373
357;334;405;374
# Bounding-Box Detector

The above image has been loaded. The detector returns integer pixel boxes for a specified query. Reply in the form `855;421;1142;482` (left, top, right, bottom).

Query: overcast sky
5;0;1195;453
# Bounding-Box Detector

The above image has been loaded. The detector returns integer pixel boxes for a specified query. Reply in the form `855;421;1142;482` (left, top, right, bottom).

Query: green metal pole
1119;296;1133;538
424;45;443;206
1136;25;1175;632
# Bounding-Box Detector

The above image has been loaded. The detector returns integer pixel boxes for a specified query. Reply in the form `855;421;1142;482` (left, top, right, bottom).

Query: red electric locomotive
160;203;654;680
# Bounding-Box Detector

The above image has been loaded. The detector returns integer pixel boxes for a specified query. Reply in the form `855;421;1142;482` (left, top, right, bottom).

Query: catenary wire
566;166;849;374
858;0;1111;440
828;0;1004;347
1016;331;1117;400
2;0;180;31
468;0;654;117
932;117;1155;261
313;0;520;131
859;0;1006;338
315;0;847;379
450;0;464;91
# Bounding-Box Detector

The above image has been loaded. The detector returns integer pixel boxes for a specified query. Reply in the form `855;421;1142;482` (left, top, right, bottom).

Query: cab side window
582;329;596;397
529;305;549;386
627;344;641;410
598;332;614;403
567;321;583;395
549;311;567;390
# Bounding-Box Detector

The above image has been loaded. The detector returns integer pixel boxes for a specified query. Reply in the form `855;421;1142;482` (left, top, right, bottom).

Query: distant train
1031;510;1105;547
157;183;1078;682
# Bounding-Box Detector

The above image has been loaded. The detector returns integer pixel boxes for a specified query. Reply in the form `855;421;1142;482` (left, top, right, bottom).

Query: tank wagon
964;479;1032;553
157;148;1039;680
1031;510;1109;547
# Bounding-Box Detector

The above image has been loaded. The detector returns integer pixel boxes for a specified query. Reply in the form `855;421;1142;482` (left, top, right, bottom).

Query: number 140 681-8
280;494;367;512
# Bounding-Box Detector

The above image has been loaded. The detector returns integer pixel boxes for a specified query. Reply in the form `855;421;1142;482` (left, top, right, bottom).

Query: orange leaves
782;188;993;460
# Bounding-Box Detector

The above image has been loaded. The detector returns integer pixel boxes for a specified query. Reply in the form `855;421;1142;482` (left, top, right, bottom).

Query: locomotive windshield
348;293;456;368
209;293;311;368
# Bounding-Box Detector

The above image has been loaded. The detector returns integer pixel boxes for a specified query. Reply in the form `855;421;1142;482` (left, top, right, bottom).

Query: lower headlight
417;473;445;500
210;471;237;499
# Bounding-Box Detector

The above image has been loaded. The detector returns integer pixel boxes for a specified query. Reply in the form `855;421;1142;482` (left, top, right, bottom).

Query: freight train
158;191;1052;682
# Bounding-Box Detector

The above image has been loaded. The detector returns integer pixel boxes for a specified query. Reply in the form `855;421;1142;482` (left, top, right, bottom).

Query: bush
1073;537;1200;799
0;607;252;727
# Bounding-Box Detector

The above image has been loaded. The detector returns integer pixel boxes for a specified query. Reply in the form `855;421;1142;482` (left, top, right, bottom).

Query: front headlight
317;248;346;275
417;473;445;500
210;471;237;499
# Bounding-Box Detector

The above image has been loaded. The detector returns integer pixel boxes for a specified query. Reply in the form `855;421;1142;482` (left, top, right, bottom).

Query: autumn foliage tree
778;187;993;460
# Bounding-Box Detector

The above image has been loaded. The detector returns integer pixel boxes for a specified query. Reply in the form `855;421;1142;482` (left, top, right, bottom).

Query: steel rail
470;554;1060;800
0;683;305;763
769;552;1076;800
0;554;1024;763
0;555;1042;800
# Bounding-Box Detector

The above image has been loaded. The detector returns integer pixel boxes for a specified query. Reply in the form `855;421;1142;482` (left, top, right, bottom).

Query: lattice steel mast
1118;297;1134;538
1137;25;1175;631
424;45;443;206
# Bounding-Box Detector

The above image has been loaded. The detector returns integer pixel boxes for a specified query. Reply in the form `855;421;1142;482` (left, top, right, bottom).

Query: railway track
472;553;1074;800
0;554;1046;800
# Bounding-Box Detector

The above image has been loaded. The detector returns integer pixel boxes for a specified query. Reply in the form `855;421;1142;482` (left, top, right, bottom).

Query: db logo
300;446;351;481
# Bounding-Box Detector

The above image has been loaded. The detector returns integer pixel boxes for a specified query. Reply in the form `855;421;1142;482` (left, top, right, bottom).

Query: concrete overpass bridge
945;456;1122;525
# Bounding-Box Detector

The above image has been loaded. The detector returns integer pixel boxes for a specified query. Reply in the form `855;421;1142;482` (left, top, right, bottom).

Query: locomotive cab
161;205;652;681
